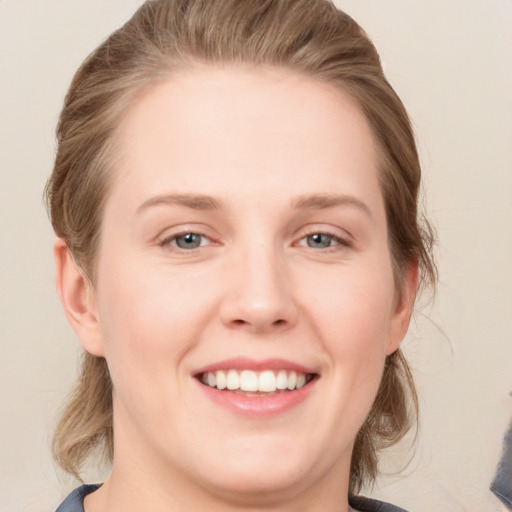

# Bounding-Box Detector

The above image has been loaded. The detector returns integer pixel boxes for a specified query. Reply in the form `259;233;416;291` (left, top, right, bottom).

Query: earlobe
386;261;419;355
54;238;105;357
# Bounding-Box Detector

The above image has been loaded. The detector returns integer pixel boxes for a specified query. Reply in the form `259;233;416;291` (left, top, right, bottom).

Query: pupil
177;233;201;249
308;234;330;248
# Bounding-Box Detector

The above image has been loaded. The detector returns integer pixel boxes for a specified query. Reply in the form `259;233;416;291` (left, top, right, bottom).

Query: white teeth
276;370;288;390
240;370;259;392
201;369;311;393
216;370;226;390
259;370;277;392
226;369;240;390
287;370;297;390
207;372;216;388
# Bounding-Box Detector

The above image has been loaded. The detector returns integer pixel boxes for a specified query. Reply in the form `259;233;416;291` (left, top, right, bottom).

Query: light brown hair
45;0;436;494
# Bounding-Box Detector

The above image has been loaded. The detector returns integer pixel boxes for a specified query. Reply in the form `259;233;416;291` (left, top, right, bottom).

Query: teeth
226;369;239;390
276;370;288;390
287;371;297;390
259;370;276;392
216;370;227;390
240;370;258;391
200;369;312;392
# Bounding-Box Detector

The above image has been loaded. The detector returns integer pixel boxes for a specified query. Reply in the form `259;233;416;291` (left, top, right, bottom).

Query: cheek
295;265;395;448
304;263;395;354
305;263;394;407
94;257;217;398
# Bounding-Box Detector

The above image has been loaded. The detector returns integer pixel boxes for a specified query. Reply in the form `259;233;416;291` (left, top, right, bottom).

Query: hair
45;0;436;494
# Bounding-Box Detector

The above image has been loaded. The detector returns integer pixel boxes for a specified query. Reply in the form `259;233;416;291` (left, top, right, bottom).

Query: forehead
109;65;382;213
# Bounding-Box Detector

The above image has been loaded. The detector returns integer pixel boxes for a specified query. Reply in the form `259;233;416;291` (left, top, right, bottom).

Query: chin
187;439;322;503
200;464;311;506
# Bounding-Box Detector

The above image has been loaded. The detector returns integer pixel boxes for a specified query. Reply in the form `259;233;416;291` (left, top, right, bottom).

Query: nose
219;245;299;334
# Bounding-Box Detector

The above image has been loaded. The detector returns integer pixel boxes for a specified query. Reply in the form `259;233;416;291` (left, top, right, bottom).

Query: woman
46;0;436;511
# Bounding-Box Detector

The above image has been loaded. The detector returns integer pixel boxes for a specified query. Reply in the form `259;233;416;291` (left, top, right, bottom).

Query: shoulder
350;494;409;512
55;484;101;512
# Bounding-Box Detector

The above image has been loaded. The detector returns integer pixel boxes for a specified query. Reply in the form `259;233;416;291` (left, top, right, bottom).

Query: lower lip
196;379;316;417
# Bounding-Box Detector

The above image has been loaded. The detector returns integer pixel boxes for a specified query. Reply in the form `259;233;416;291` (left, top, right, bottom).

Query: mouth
193;358;319;415
196;369;317;396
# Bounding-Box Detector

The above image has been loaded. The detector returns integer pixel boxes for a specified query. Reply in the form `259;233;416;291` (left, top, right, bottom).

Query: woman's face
75;67;414;503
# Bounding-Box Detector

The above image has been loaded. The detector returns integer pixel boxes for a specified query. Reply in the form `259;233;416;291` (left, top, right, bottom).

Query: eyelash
158;230;352;252
296;231;352;251
159;232;213;250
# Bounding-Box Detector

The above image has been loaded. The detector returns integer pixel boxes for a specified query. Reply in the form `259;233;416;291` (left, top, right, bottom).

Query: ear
54;238;105;357
386;261;418;355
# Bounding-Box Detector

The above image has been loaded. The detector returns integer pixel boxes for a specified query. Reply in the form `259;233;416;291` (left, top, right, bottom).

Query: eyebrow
136;194;221;214
292;193;372;218
136;192;372;218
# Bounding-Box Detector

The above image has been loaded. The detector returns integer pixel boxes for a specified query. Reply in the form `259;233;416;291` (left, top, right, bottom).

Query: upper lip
194;357;317;376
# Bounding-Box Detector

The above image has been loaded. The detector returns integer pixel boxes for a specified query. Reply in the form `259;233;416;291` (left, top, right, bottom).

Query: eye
305;233;336;249
296;232;350;250
161;232;210;250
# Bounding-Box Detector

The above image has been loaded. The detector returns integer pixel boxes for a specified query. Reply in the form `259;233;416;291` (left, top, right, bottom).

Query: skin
55;66;417;512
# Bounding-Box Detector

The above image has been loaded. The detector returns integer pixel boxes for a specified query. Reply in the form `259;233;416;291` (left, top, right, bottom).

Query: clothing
491;417;512;509
55;484;409;512
350;494;408;512
55;485;101;512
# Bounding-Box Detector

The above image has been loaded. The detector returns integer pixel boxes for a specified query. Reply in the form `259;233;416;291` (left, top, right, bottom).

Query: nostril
229;318;287;330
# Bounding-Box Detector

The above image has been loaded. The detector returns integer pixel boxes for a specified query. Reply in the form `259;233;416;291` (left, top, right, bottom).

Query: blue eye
175;233;205;249
305;233;338;249
163;233;208;250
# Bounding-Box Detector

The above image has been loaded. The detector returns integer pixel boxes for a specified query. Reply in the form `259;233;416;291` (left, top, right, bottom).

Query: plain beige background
1;1;511;511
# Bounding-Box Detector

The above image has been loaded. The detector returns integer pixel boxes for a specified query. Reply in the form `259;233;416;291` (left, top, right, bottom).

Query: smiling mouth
197;369;317;395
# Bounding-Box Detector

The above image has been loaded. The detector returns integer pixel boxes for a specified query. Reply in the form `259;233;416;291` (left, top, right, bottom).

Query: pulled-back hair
45;0;436;494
